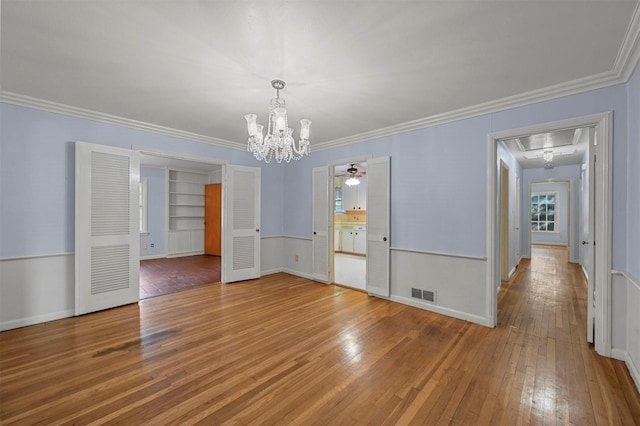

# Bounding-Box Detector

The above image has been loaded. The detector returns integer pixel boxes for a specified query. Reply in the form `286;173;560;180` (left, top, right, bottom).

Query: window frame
139;177;149;235
531;191;558;233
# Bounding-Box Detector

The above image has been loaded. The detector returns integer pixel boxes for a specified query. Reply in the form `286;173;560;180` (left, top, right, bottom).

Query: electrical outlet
295;255;299;262
151;243;155;247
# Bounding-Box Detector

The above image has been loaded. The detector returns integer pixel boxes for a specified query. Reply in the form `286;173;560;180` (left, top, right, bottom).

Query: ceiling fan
345;163;364;186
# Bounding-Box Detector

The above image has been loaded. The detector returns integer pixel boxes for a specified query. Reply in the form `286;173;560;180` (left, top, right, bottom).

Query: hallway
496;244;638;423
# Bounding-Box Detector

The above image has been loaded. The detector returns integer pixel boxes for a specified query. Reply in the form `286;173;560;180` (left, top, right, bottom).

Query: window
531;192;556;232
139;177;148;234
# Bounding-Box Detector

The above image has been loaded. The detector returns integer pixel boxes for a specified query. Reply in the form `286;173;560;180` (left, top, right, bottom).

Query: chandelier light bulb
244;114;257;137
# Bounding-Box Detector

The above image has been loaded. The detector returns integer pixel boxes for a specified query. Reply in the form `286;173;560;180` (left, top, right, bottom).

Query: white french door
311;166;330;283
365;156;391;297
75;141;140;315
222;164;261;283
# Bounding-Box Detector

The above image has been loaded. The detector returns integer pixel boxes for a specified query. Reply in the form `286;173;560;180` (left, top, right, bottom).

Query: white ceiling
501;128;588;169
1;1;639;150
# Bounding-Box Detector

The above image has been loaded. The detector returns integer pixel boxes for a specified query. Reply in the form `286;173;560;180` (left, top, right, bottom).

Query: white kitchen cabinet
354;230;366;254
342;175;367;210
342;230;355;252
335;229;341;251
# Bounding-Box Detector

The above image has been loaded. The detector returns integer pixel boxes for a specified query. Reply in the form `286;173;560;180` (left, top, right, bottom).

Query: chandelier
244;80;312;163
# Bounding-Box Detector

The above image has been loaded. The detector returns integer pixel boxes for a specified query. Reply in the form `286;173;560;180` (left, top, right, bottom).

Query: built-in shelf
168;170;209;256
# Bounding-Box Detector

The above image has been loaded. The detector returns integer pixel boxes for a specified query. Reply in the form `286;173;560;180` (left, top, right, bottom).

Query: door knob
582;240;589;245
383;237;387;242
256;229;260;232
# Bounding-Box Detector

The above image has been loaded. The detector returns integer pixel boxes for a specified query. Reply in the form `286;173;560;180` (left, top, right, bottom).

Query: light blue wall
0;104;284;259
289;115;490;257
628;63;640;280
0;75;633;276
286;84;628;272
140;167;166;257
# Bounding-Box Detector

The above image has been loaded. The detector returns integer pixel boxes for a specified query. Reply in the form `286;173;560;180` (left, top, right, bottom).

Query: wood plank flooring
1;246;639;424
139;255;221;299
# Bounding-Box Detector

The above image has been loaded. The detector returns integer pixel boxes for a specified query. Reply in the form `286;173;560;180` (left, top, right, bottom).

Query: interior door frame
327;155;372;284
499;160;510;282
525;178;575;261
135;147;229;275
486;112;612;357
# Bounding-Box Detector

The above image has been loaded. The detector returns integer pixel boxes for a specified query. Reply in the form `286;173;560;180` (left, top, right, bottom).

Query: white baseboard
282;268;315;280
611;348;640;394
390;295;489;327
260;267;284;276
167;251;204;258
531;241;568;246
1;309;74;331
140;254;167;260
581;265;589;281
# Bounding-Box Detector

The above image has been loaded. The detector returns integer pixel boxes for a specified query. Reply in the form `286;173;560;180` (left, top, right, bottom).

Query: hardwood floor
1;246;639;424
139;255;221;299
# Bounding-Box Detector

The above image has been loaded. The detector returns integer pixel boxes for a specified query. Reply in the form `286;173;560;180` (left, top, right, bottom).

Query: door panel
205;183;222;255
312;166;329;282
75;141;140;315
366;157;390;297
222;165;261;283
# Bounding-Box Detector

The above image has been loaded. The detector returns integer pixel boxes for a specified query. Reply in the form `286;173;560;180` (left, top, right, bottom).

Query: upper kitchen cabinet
343;175;367;211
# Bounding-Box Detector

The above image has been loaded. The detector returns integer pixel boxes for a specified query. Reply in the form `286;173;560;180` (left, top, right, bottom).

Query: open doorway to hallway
486;112;613;356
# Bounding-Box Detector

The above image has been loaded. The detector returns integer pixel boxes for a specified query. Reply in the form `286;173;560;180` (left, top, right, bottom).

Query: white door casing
515;176;521;260
486;113;612;357
75;141;140;316
312;166;330;283
366;156;391;297
222;165;261;283
586;127;596;343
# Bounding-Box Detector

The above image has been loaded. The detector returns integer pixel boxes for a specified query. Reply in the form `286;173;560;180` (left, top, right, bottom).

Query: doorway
487;112;612;356
333;162;367;291
139;152;225;298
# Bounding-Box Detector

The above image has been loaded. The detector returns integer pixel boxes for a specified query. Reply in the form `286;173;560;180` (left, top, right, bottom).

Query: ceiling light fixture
244;80;311;163
345;164;360;186
543;149;554;162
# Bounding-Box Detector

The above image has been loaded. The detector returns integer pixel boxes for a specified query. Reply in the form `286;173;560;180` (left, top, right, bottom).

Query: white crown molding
313;69;623;152
614;2;640;82
0;91;245;151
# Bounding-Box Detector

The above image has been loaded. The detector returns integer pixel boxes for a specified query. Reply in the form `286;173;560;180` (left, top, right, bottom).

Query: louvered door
222;165;261;283
75;141;140;315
